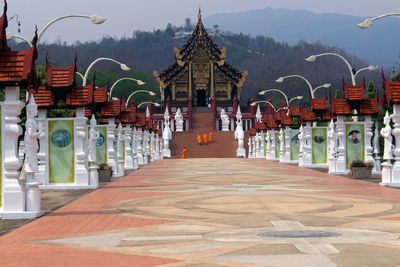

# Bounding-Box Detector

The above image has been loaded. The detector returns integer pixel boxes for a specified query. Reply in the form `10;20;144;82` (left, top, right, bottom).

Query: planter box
98;169;113;182
351;167;372;179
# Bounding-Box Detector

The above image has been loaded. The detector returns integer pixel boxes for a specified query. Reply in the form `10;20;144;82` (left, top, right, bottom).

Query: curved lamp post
358;13;400;29
126;90;156;107
276;75;330;99
138;101;160;108
6;14;106;47
305;53;377;85
250;100;286;112
258;89;290;108
78;58;130;86
109;77;145;99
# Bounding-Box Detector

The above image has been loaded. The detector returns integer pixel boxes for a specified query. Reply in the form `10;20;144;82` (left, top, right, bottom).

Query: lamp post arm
280;75;314;98
75;72;84;83
126;90;154;107
38;15;96;42
138;101;160;108
370;13;400;22
6;33;33;47
265;89;289;109
312;53;355;85
354;66;377;78
83;58;126;86
109;77;144;98
312;84;328;95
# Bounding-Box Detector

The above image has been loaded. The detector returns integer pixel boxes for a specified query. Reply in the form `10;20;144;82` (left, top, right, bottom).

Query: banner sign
48;120;74;183
95;126;107;164
346;124;365;169
291;131;300;161
312;127;327;164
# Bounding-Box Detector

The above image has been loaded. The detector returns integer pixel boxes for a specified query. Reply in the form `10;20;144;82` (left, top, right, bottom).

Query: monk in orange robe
197;134;202;145
203;133;208;144
182;147;187;159
209;132;213;143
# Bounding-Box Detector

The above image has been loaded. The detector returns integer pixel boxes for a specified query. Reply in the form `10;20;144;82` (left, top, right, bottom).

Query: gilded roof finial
198;7;202;21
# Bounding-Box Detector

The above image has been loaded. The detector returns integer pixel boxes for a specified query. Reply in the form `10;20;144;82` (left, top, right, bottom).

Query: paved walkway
1;159;400;266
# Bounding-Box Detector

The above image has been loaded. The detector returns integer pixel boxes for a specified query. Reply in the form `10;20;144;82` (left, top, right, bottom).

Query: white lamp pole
109;77;146;99
358;13;400;29
126;90;156;107
258;89;290;108
276;75;330;99
251;96;303;110
6;14;106;47
79;58;130;86
305;53;377;85
138;102;161;108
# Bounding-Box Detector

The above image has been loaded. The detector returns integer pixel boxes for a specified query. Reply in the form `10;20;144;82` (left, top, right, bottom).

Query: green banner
95;126;107;164
312;128;327;164
291;132;300;161
346;124;365;169
49;120;74;183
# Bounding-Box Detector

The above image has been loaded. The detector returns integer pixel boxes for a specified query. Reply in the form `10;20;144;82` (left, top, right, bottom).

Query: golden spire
198;7;202;21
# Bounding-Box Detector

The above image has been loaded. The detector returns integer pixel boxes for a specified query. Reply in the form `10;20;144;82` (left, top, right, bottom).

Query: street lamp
358;13;400;29
109;77;145;99
258;88;290;108
276;75;331;99
305;53;377;85
250;100;287;112
138;101;160;108
6;14;106;47
78;58;130;86
126;90;156;107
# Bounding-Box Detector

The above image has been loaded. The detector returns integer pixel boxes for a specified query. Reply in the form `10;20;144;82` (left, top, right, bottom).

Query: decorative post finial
198;7;202;21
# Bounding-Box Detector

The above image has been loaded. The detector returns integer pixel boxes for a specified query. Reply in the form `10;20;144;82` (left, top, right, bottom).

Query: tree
334;89;341;99
366;81;375;99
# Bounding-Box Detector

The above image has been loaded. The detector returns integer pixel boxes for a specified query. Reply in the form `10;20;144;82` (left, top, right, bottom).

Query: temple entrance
196;89;207;106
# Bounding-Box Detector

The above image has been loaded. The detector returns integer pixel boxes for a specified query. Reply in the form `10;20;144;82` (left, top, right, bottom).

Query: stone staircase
171;108;237;158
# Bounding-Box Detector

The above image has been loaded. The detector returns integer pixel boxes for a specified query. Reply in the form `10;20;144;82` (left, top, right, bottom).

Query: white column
298;126;304;167
373;122;382;174
247;137;252;158
159;136;164;160
259;132;265;158
74;108;89;186
149;132;155;162
364;116;375;165
251;136;256;158
36;109;47;184
131;127;139;170
87;115;99;187
115;123;125;177
334;116;347;174
124;125;134;170
391;104;400;185
282;127;292;163
155;134;160;160
279;128;285;162
142;130;149;165
1;86;26;218
302;121;313;167
106;118;117;174
269;130;276;160
137;128;144;165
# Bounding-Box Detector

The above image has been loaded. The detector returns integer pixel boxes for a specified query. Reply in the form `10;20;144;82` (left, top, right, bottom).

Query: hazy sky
5;0;399;44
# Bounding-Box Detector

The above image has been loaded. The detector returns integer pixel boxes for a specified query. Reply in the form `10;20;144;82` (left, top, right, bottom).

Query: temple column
302;121;313;167
373;122;382;174
188;62;192;100
391;104;400;185
210;62;215;98
36;109;47;185
106;118;117;174
132;128;139;170
334;115;347;174
137;128;144;165
364;116;375;165
282;127;292;163
265;131;271;160
74;108;89;186
124;125;134;170
270;130;276;160
1;86;26;218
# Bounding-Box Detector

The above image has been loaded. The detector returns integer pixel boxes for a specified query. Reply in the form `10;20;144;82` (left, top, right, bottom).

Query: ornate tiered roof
301;109;317;121
332;98;352;115
154;9;247;88
0;1;37;87
382;73;400;105
45;55;76;89
343;82;365;101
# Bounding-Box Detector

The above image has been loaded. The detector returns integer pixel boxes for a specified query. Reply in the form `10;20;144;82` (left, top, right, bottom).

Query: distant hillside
10;28;383;104
204;8;400;68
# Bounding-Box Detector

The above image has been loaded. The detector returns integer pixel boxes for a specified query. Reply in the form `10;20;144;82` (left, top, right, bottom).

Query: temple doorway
196;89;207;106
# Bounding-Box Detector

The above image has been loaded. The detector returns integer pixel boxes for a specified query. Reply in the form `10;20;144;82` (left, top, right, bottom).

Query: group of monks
197;132;213;145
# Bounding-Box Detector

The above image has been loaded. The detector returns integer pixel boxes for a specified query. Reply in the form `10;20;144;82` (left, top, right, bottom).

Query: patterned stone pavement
2;158;400;266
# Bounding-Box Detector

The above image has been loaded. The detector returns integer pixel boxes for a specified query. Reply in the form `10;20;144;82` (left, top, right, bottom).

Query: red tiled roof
383;79;400;104
332;98;352;115
100;99;122;117
265;115;278;129
66;82;94;106
301;109;317;121
360;97;379;114
289;106;301;117
46;63;76;89
135;113;146;127
255;122;267;130
0;48;37;86
311;97;327;110
280;113;293;126
322;109;335;121
31;86;54;107
343;83;365;101
94;85;108;103
120;107;137;123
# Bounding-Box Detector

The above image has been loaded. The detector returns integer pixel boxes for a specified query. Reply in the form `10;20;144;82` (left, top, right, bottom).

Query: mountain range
204;8;400;68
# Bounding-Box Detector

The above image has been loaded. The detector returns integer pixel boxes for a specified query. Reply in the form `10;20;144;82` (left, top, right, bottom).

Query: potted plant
98;163;113;182
350;160;374;179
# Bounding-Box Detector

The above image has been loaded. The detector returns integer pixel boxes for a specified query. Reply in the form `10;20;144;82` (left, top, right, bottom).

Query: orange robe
209;132;213;142
197;134;202;145
182;148;187;159
203;134;208;144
